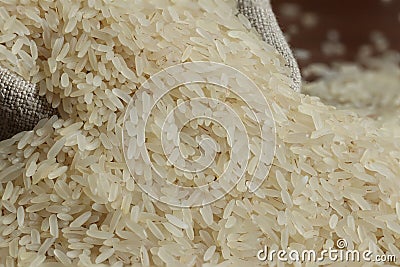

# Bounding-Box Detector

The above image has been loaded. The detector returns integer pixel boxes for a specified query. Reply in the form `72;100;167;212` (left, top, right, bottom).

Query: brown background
272;0;400;69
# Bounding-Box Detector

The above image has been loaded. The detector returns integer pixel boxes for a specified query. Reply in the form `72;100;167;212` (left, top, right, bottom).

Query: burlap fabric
0;0;300;141
0;66;55;141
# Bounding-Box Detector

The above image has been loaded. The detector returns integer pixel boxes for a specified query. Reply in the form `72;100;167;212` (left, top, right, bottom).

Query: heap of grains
0;0;399;266
303;51;400;126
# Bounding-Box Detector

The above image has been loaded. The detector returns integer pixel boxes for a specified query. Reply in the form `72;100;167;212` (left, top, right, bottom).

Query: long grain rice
0;0;399;266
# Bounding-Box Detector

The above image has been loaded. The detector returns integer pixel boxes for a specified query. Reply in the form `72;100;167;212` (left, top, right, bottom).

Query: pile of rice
0;0;399;266
303;51;400;124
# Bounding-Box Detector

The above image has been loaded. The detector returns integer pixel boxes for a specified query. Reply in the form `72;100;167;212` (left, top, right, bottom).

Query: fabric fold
0;66;56;140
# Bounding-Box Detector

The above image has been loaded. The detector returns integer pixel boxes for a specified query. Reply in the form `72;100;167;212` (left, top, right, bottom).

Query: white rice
203;245;217;262
69;211;91;228
0;0;399;266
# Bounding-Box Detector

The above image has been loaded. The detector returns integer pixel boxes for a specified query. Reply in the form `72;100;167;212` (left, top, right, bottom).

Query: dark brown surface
272;0;400;68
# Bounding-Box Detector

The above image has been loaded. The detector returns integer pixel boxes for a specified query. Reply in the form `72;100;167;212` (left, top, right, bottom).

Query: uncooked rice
0;0;399;266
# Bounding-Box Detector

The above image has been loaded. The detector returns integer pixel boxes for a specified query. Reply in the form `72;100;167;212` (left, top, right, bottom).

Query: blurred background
271;0;400;75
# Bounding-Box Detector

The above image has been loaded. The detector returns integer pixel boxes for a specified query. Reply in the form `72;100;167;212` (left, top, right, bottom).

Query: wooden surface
272;0;400;68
